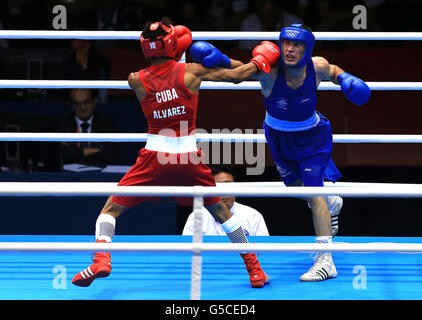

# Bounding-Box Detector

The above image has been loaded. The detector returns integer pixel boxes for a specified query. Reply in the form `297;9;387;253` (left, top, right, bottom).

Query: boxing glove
190;41;231;68
174;25;192;61
250;41;281;73
337;73;371;106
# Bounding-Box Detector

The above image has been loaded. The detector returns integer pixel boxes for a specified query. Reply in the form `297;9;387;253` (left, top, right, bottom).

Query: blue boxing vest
264;60;318;129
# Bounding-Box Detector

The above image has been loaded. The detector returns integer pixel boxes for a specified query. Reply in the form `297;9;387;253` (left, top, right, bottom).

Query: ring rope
0;80;421;90
0;181;418;189
228;181;422;188
1;182;422;198
1;30;422;40
0;242;420;252
0;132;422;143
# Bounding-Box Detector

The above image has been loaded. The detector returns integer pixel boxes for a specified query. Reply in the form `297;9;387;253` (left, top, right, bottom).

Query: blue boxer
261;39;342;187
190;22;371;280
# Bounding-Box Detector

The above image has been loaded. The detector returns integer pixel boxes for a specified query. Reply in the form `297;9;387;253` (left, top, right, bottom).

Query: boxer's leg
299;158;337;282
207;202;270;288
72;197;126;287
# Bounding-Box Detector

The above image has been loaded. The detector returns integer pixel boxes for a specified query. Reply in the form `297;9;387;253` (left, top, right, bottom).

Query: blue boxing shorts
263;113;341;187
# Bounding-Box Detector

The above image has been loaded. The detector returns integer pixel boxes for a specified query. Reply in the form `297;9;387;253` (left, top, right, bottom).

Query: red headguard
140;22;178;59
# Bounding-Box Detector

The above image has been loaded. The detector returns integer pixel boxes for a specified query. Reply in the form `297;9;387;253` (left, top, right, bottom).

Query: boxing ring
1;30;422;300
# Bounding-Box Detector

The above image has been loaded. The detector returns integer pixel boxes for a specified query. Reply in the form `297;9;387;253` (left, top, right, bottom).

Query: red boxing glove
174;25;192;61
250;41;280;73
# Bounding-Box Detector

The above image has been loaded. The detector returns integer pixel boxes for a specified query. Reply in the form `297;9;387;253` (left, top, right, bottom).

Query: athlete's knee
308;196;328;211
285;179;309;201
101;196;126;219
206;202;232;224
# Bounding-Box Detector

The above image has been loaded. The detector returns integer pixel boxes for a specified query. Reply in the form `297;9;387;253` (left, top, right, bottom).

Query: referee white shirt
182;201;269;236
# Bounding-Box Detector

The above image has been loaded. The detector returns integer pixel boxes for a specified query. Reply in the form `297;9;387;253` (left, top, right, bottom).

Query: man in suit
58;88;118;166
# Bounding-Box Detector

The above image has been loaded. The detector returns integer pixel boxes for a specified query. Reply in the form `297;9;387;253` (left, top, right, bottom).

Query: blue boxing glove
337;73;371;106
190;41;231;68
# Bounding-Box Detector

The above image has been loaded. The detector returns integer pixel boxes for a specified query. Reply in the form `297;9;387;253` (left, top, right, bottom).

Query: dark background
1;0;422;237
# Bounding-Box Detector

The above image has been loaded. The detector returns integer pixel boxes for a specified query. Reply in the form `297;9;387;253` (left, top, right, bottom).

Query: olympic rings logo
285;30;300;38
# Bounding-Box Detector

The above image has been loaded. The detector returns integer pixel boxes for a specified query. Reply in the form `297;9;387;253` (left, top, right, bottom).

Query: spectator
302;0;385;32
63;39;110;101
63;39;110;80
0;18;10;49
204;0;249;31
239;0;302;49
176;0;211;31
96;0;144;31
183;165;270;236
55;89;118;166
94;0;142;48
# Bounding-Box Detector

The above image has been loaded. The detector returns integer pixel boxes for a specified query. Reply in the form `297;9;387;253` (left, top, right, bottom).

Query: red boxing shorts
111;148;220;207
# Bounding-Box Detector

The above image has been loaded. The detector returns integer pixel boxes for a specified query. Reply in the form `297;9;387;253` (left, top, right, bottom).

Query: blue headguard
279;23;315;68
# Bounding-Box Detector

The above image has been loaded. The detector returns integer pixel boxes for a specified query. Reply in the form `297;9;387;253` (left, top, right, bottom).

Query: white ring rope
0;242;420;253
227;181;422;188
1;30;422;40
1;182;422;198
0;132;422;143
0;80;421;90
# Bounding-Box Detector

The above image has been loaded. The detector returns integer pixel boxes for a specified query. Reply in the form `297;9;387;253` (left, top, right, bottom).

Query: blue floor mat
0;235;421;300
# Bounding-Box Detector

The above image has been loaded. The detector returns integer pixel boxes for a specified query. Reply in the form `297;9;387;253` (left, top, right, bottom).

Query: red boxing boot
72;240;112;287
240;252;270;288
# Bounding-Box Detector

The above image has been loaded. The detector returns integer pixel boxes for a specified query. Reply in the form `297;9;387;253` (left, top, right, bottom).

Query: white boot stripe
82;269;93;278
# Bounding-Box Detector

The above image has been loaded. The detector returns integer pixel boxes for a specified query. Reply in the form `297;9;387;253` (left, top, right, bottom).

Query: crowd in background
1;0;420;46
0;0;418;84
0;0;419;74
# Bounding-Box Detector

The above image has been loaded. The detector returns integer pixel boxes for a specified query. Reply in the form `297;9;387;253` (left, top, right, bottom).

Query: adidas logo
316;268;330;280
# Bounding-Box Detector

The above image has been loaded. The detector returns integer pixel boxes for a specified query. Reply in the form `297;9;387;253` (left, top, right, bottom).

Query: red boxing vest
138;60;198;137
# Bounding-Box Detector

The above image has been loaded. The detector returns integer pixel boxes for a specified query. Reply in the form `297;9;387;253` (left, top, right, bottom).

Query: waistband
145;134;198;153
264;111;320;132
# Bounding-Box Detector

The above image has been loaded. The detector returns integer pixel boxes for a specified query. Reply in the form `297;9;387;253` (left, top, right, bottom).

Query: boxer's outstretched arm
189;62;259;83
229;59;246;69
